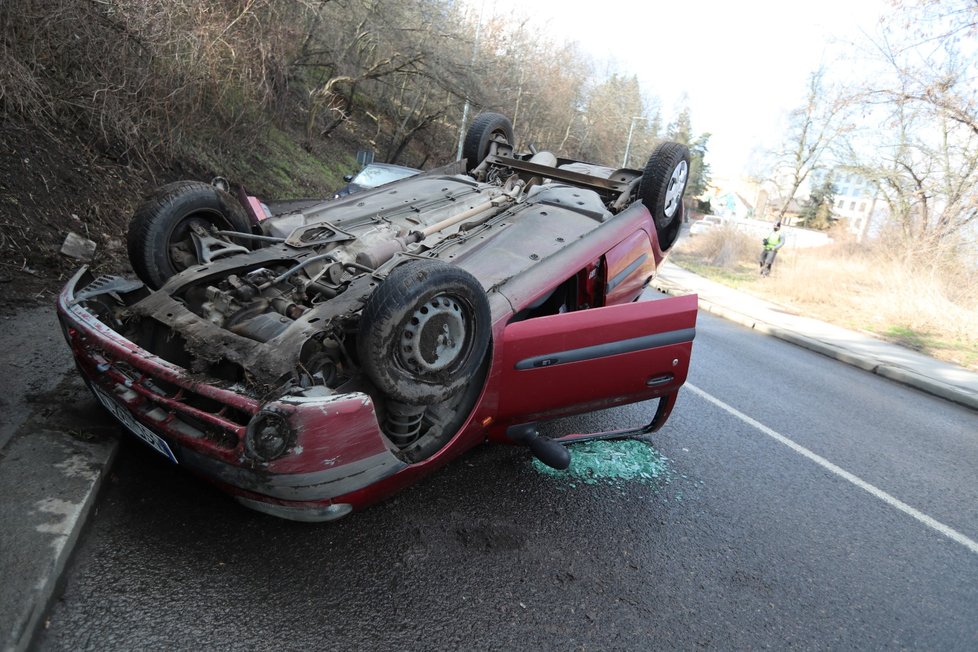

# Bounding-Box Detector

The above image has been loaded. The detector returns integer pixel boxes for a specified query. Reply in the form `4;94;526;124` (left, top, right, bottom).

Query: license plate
91;384;179;464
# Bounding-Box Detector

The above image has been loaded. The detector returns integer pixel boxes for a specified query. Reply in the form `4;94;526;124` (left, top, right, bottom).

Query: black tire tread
462;112;514;171
127;181;251;289
639;142;690;246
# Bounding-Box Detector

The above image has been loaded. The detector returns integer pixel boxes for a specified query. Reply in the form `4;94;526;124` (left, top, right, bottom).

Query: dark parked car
57;112;697;521
333;162;419;198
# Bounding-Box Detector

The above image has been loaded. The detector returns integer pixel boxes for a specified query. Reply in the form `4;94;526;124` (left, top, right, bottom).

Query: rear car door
494;293;697;424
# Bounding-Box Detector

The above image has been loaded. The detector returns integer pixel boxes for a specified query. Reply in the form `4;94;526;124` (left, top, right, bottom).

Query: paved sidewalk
654;262;978;412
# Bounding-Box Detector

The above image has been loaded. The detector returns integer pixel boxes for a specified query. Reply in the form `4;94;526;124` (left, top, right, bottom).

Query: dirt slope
0;120;177;309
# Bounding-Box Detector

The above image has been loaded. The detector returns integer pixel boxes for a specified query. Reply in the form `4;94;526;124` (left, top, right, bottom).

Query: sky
475;0;889;179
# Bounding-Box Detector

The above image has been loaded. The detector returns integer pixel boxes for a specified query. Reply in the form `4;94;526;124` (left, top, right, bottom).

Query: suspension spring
383;402;426;447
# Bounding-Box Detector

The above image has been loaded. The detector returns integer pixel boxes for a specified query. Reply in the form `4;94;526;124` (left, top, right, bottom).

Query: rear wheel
127;181;252;289
462;112;514;171
639;142;690;248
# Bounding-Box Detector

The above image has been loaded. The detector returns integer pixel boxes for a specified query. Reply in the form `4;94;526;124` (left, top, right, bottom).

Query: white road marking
686;383;978;556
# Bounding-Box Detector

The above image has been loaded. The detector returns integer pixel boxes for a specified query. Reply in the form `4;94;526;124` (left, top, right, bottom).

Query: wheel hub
400;295;466;373
663;160;689;218
167;214;228;271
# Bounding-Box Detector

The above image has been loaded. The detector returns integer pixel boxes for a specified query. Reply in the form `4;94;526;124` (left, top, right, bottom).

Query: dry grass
687;223;757;268
674;225;978;370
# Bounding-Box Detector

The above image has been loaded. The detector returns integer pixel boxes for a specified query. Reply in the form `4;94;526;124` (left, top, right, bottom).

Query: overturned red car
57;113;698;521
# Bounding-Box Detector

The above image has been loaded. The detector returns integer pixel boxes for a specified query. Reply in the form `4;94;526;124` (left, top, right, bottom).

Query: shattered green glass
531;440;670;487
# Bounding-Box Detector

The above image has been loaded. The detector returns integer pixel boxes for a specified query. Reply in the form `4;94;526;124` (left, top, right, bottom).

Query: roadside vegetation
0;0;710;189
0;0;709;302
688;1;978;371
673;225;978;371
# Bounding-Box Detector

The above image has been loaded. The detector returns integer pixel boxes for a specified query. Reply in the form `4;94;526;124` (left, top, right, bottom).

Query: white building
810;168;884;241
831;172;879;240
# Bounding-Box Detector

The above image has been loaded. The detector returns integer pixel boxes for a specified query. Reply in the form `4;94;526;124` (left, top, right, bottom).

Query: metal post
456;1;486;161
622;115;649;168
456;102;471;161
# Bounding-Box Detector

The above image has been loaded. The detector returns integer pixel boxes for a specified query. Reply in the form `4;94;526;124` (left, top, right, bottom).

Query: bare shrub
871;229;978;310
679;224;757;269
0;0;306;163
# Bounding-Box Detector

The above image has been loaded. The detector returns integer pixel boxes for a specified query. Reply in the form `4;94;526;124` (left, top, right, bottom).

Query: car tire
358;259;491;405
127;181;252;289
462;112;514;171
639;142;691;247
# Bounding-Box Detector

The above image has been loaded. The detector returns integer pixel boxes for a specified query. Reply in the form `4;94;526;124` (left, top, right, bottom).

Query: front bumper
56;268;406;520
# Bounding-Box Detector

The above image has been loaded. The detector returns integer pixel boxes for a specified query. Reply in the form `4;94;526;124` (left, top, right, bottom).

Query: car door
494;293;697;424
602;228;657;306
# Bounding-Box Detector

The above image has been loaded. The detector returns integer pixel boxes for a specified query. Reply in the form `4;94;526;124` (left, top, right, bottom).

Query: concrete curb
0;307;126;652
875;365;978;409
0;429;117;652
654;282;978;412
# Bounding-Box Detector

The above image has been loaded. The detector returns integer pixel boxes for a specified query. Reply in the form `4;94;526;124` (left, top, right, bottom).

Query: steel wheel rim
663;160;688;218
400;295;468;373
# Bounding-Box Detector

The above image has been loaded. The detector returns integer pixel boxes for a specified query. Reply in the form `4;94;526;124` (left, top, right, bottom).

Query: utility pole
456;1;486;161
622;116;649;168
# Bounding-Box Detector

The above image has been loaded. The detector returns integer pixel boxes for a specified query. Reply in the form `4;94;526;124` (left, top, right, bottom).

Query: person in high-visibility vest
759;223;785;276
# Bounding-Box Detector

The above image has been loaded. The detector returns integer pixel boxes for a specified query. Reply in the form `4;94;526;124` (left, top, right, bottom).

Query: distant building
713;189;754;220
702;178;807;224
746;179;804;225
702;176;756;220
769;197;804;225
811;168;883;241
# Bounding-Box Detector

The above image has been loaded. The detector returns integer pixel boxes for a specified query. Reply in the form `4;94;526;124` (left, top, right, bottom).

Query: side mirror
343;174;354;182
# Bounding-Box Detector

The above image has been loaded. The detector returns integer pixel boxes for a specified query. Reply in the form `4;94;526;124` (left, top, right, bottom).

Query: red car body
57;116;697;521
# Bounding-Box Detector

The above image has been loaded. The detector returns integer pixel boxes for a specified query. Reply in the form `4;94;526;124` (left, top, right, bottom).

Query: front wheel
127;181;252;289
357;260;491;405
639;142;691;248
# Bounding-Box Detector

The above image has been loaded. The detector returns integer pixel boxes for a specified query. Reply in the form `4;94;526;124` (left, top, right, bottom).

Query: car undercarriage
58;112;698;520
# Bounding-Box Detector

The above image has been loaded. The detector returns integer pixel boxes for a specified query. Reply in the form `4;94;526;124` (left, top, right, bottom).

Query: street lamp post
456;1;486;161
622;115;650;168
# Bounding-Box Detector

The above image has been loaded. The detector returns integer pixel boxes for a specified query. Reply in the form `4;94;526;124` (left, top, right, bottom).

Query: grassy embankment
671;224;978;371
192;124;357;200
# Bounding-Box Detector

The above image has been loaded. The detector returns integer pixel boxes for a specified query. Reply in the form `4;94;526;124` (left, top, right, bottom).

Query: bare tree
769;66;850;223
842;0;978;251
577;73;646;165
471;15;592;155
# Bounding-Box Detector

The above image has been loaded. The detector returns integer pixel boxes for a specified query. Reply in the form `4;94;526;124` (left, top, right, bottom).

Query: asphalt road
37;312;978;650
0;307;75;452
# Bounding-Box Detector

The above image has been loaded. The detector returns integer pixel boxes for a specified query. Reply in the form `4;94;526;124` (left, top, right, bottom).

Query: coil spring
383;402;426;447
